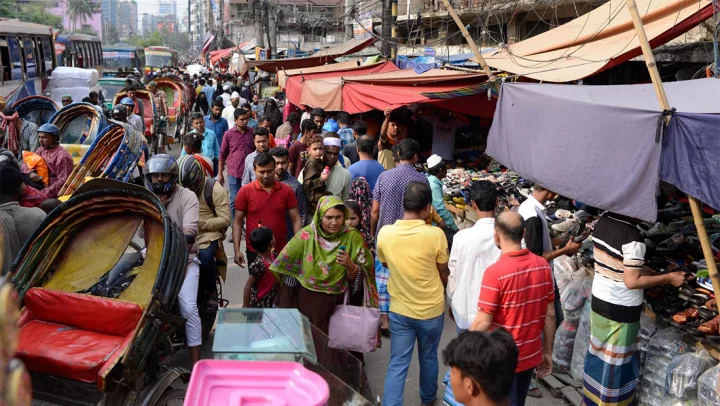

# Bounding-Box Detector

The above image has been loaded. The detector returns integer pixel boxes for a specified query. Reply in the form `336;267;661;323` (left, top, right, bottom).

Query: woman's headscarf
348;177;373;251
264;99;283;134
271;196;379;308
194;92;209;115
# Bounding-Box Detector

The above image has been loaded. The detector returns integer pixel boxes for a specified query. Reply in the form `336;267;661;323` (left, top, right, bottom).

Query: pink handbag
327;278;380;353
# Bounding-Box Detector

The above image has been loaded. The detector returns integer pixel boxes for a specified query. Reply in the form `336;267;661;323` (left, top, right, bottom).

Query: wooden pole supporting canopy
624;0;720;297
437;0;496;80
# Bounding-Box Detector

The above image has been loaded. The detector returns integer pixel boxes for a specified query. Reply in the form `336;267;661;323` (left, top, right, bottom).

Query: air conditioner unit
286;17;296;23
326;34;335;42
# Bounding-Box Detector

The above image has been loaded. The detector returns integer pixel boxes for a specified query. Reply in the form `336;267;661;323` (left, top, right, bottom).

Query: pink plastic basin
184;360;330;406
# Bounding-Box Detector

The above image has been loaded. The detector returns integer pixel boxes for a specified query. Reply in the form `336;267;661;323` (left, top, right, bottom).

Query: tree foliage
129;31;163;48
106;25;120;45
67;0;94;32
163;30;190;52
0;0;63;29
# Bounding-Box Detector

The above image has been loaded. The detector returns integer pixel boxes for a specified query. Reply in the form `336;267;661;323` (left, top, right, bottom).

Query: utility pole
381;0;392;57
188;0;192;47
254;0;264;47
390;0;397;58
267;2;277;58
218;0;225;45
344;0;354;40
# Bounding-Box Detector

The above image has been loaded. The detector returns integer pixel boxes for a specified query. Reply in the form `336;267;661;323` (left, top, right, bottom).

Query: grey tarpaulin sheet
487;78;720;222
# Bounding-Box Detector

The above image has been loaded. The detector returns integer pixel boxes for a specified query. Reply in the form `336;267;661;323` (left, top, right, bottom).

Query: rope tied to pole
655;107;676;143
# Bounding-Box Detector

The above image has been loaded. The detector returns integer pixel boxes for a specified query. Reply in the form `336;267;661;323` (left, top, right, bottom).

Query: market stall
480;76;720;404
289;68;496;117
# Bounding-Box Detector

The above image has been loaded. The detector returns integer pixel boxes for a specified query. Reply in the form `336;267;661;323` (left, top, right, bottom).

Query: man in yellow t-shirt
377;180;449;406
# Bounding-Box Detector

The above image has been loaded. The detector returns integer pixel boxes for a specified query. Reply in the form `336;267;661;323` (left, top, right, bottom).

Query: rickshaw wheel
154;389;185;406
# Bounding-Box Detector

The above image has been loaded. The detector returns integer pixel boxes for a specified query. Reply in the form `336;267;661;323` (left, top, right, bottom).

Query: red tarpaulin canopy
209;48;234;65
284;61;399;108
246;37;376;72
293;68;496;117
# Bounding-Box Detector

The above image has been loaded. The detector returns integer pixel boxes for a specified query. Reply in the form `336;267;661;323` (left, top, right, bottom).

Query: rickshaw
6;179;191;405
114;89;159;154
155;78;186;145
59;121;144;196
53;102;109;165
11;96;58;127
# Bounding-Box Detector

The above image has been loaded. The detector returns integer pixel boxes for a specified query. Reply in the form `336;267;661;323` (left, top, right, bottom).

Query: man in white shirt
222;92;241;129
448;180;501;332
220;84;232;107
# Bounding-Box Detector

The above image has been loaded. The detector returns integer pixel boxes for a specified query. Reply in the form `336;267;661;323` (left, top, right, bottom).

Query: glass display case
212;308;376;405
213;308;316;362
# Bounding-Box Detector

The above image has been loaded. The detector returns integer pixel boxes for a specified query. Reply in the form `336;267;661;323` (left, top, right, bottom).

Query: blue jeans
228;175;241;221
198;240;219;294
383;312;444;406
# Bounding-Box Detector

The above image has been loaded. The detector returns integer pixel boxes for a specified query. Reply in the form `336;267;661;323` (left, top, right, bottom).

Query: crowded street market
4;0;720;404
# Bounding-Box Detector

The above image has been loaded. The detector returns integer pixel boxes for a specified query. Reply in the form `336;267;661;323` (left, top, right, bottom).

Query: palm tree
67;0;93;32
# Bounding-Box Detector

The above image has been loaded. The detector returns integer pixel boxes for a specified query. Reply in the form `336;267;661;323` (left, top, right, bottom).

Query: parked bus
55;33;103;74
0;19;56;103
103;44;145;76
145;46;179;72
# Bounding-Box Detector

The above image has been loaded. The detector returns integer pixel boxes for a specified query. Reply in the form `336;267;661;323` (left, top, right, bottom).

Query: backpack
203;177;217;216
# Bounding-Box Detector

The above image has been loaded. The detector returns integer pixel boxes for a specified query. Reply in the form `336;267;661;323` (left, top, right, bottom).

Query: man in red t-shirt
471;211;556;406
233;151;302;268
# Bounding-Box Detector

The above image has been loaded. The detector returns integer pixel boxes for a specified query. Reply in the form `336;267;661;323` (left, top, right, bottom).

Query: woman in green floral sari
271;195;379;335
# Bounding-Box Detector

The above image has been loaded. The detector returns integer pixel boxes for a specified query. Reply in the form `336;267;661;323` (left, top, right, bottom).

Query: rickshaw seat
16;288;143;387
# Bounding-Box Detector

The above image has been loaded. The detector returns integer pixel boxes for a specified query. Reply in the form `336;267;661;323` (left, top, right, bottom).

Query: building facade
118;0;138;38
49;0;104;38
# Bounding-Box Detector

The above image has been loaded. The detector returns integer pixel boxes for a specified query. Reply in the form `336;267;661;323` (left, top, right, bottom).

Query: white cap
223;84;231;90
427;154;443;169
231;91;240;99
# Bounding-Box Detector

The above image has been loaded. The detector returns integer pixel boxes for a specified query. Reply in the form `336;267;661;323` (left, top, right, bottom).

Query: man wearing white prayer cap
220;84;232;107
322;134;352;200
223;91;242;129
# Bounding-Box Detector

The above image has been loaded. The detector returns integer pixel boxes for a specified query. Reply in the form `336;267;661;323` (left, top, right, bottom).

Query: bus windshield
146;53;173;68
103;51;135;69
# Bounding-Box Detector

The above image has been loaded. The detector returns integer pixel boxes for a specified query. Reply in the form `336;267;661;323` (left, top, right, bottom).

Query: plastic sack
570;299;592;382
666;351;717;400
554;254;578;294
561;280;587;311
553;320;578;370
645;328;690;361
22;151;49;186
49;67;99;88
698;365;720;405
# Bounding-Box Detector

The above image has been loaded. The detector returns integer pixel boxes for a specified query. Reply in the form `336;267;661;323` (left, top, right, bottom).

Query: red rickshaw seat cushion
22;287;142;336
17;321;125;383
16;288;143;384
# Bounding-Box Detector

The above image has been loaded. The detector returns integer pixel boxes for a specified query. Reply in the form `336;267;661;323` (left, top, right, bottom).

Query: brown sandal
673;308;700;324
699;315;720;334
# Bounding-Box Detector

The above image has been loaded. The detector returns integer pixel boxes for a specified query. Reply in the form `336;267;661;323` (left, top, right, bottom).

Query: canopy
210;48;234;65
247;37;376;72
284;61;399;109
292;68;496;116
487;78;720;222
278;60;383;89
477;0;713;82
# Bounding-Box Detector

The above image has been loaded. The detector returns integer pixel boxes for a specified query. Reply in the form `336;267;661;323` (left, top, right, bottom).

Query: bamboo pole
625;0;720;297
438;0;496;80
